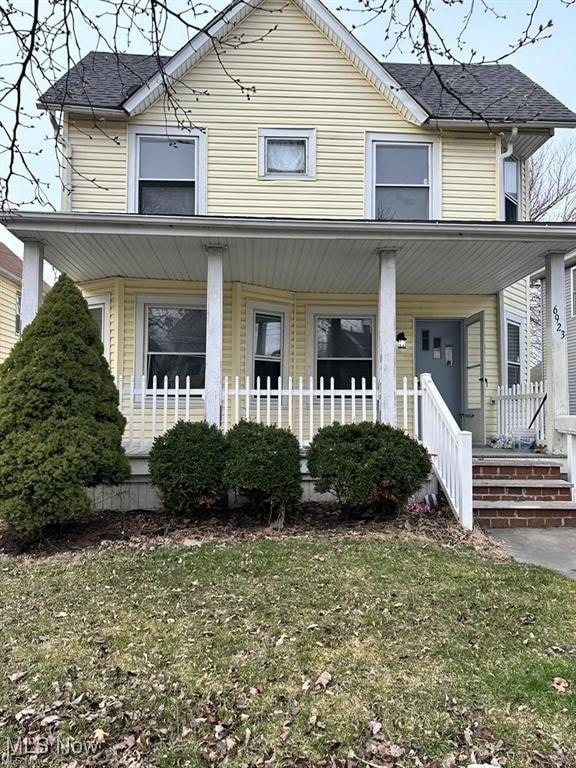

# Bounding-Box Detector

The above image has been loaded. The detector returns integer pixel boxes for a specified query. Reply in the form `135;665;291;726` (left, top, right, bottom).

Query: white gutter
4;211;576;244
430;119;576;130
38;103;126;117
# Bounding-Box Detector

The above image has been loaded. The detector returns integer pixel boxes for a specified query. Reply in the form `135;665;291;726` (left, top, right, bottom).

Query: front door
415;320;462;426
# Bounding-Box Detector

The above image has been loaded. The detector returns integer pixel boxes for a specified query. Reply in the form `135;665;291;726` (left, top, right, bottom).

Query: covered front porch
7;212;576;527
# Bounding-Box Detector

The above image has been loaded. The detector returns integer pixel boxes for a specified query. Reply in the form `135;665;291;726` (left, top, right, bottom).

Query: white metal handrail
420;372;473;529
496;381;546;443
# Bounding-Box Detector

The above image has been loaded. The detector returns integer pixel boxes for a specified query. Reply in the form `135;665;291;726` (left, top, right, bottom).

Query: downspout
49;110;72;212
497;126;519;393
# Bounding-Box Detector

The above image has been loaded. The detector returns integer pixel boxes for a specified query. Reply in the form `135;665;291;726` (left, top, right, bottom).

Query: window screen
316;317;373;388
146;306;206;388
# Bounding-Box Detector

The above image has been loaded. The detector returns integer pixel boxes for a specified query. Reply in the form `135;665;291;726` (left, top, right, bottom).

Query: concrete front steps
473;457;576;528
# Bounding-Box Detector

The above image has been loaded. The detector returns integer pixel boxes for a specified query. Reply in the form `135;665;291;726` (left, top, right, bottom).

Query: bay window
506;317;522;386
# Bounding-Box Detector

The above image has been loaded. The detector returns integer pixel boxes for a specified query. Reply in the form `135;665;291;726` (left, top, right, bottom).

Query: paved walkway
490;529;576;579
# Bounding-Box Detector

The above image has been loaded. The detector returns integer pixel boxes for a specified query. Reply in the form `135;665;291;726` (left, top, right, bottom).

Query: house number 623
553;305;566;339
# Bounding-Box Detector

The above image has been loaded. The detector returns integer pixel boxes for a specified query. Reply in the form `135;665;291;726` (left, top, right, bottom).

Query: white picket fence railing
420;373;473;529
496;381;546;444
117;374;421;449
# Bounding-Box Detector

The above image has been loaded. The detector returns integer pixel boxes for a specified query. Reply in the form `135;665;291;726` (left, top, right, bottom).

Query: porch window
86;294;110;359
258;128;316;178
373;143;430;220
315;316;373;388
253;312;283;384
504;157;520;222
506;319;522;386
15;290;21;334
145;305;206;389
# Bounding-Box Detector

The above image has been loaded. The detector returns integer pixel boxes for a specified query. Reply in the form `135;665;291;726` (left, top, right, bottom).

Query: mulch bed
0;501;505;559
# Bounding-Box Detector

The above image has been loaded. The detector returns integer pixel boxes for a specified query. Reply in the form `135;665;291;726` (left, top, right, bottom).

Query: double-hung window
504;157;520;221
367;134;438;220
144;303;207;389
129;127;206;215
254;312;283;384
315;315;374;388
506;318;522;386
86;294;110;358
258;128;316;178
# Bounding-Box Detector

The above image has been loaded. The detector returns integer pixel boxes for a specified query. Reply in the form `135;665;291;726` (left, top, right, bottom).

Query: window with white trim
15;290;21;335
370;139;434;220
86;294;110;359
258;128;316;178
144;304;206;389
128;127;206;215
315;316;373;388
504;157;520;222
253;312;283;384
571;266;576;317
506;318;522;386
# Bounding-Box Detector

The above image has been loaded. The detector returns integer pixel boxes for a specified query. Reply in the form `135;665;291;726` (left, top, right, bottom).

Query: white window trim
135;294;207;393
127;125;207;214
258;128;316;179
246;300;292;385
571;266;576;317
86;294;111;360
307;305;377;385
504;310;525;387
501;155;523;222
365;132;441;220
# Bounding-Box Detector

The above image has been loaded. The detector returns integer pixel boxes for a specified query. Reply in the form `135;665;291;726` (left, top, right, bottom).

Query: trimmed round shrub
0;275;130;536
224;421;302;518
149;420;228;513
307;421;431;513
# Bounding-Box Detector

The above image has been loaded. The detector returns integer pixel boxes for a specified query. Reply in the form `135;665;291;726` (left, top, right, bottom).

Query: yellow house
0;243;23;363
5;0;576;527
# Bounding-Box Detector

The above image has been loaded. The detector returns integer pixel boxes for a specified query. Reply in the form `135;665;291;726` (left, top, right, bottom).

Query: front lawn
1;535;575;766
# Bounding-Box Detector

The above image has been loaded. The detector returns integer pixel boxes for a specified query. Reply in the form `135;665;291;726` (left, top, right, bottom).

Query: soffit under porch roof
5;213;576;295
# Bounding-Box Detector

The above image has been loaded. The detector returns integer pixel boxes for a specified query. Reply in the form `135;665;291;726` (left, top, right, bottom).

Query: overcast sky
1;0;575;257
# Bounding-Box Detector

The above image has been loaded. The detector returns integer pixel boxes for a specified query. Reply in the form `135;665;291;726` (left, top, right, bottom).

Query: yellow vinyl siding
0;275;20;361
94;278;499;437
68;119;128;212
66;0;499;219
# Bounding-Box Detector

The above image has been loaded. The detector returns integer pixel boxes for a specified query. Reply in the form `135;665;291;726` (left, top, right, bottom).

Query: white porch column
377;248;396;425
544;252;569;453
21;240;44;329
204;246;224;427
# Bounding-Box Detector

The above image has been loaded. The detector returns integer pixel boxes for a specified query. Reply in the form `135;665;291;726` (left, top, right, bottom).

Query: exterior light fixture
396;332;407;349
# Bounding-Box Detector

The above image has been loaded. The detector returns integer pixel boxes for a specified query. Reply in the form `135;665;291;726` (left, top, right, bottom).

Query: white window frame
86;294;111;360
15;290;21;335
127;125;207;215
571;266;576;317
505;311;525;387
246;300;292;385
365;132;441;220
135;294;207;394
258;128;316;179
501;155;522;222
307;305;377;387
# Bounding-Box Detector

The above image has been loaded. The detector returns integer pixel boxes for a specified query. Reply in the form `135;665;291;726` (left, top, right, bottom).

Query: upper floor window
128;126;206;216
366;133;440;220
504;157;520;221
258;128;316;178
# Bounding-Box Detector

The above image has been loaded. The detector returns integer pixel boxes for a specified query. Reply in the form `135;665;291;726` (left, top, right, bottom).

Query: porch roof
5;212;576;294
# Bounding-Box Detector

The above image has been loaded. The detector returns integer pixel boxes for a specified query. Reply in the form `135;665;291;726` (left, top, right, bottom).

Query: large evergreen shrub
224;420;302;522
307;422;431;513
0;275;130;534
149;420;228;513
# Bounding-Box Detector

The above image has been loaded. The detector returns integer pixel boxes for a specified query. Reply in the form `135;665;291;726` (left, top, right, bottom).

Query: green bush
224;421;302;520
0;275;130;535
307;421;431;513
149;420;228;513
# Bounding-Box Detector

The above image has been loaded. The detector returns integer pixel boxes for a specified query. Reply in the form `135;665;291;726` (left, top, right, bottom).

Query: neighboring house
4;0;576;527
0;243;23;362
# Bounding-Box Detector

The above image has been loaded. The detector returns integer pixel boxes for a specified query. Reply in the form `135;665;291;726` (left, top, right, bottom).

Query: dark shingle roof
39;51;576;124
0;242;22;281
384;62;576;123
39;51;170;109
